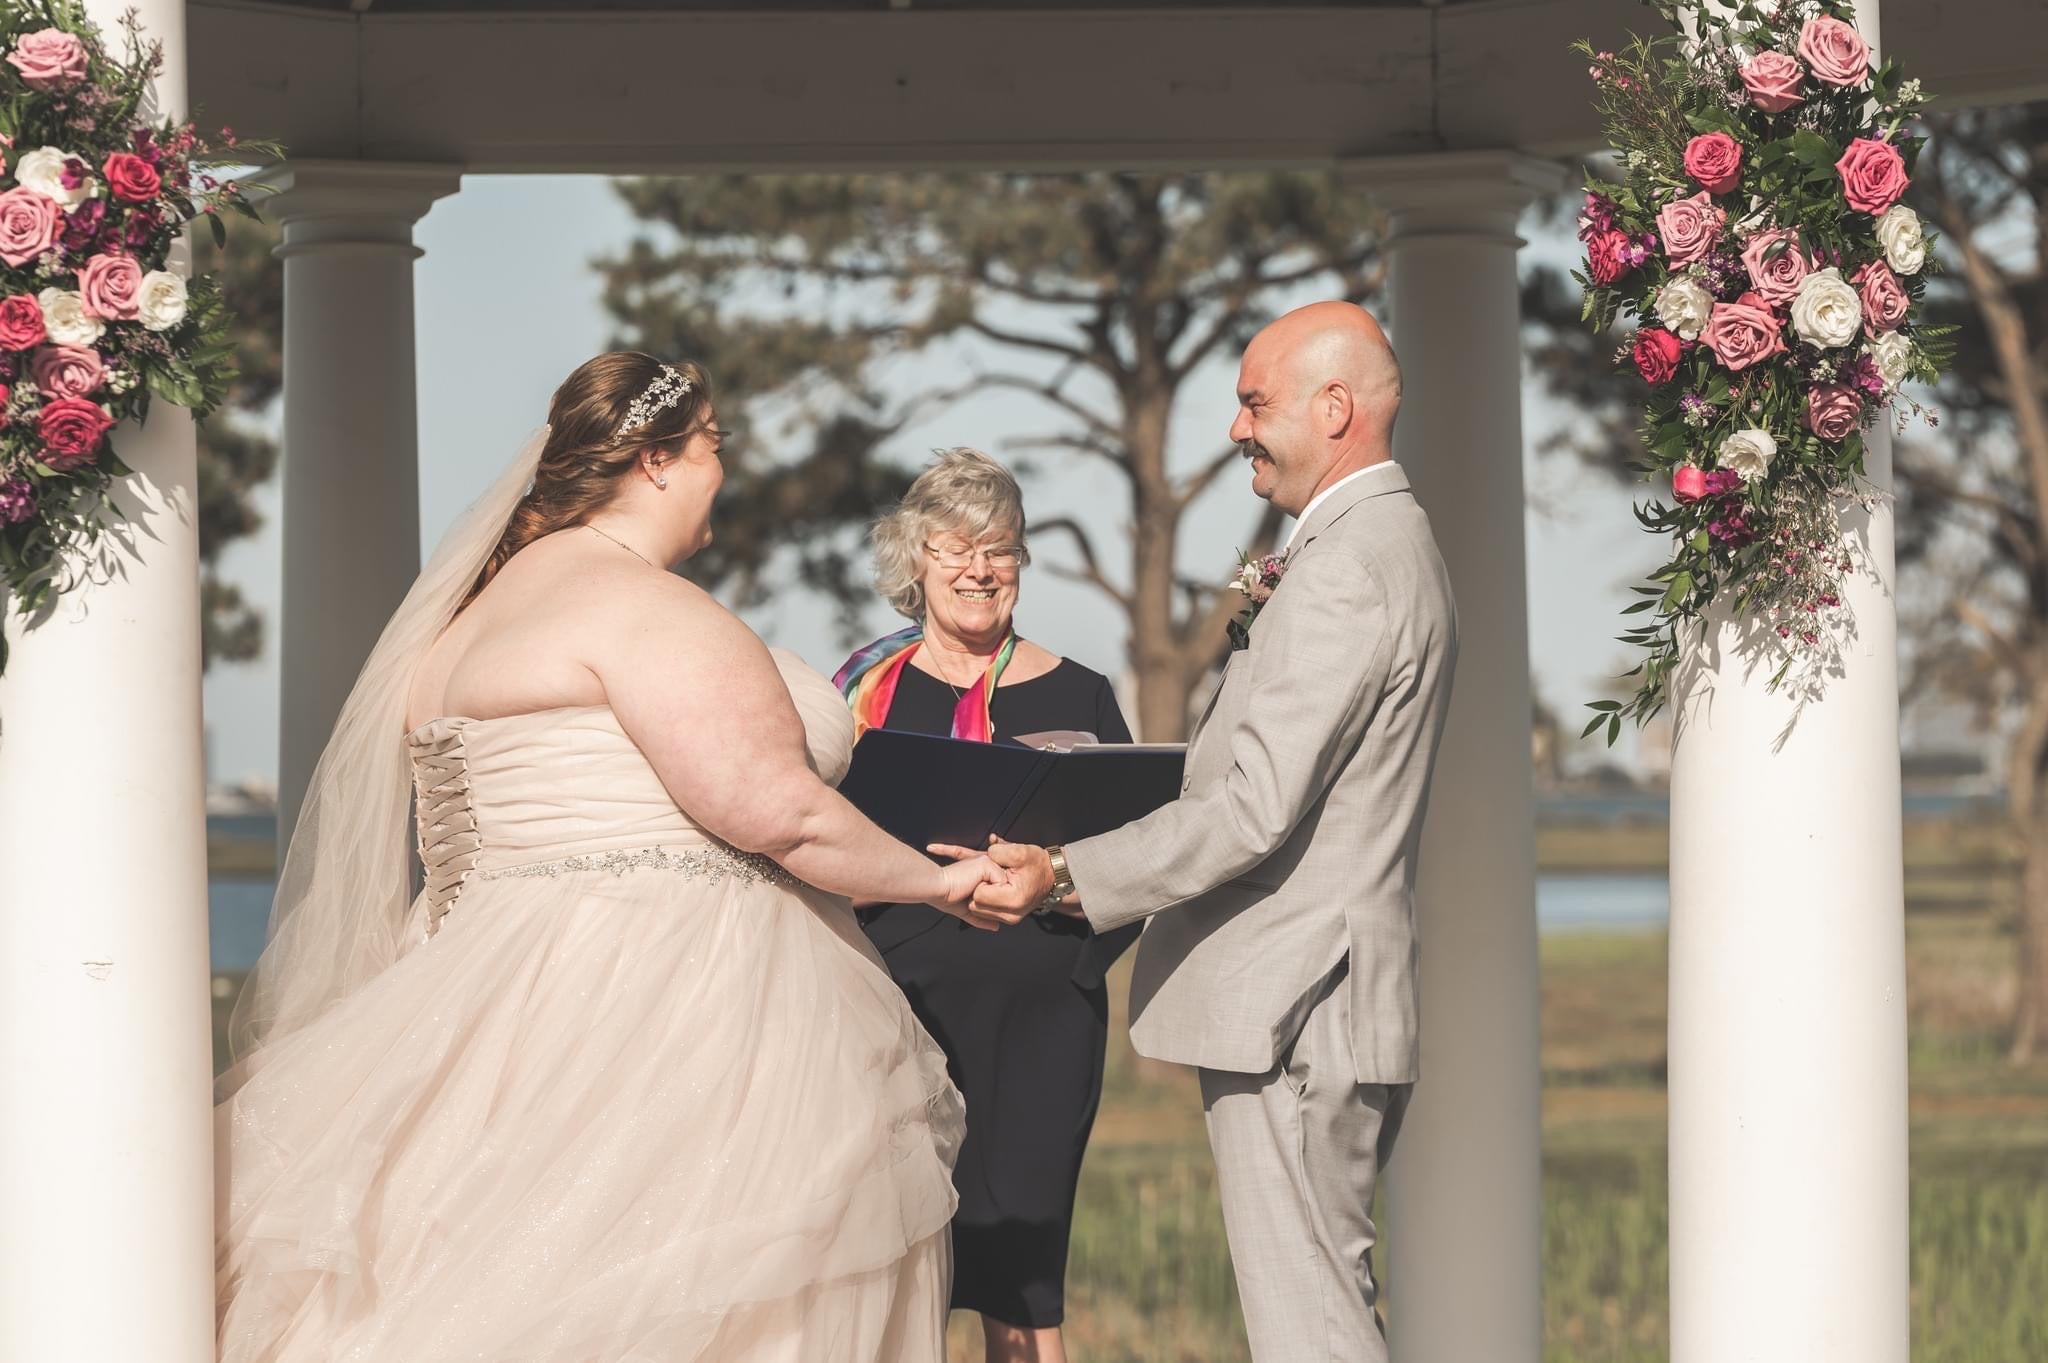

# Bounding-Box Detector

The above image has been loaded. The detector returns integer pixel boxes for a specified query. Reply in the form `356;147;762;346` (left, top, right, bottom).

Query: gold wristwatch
1039;844;1076;913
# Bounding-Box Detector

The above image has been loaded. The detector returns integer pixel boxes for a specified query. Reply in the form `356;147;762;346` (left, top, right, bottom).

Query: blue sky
199;174;1663;788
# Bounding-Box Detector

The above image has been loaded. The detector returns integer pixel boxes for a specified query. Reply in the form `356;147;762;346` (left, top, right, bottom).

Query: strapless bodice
405;649;853;934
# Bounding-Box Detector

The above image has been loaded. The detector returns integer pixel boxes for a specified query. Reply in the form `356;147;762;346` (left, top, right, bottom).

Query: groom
965;301;1457;1362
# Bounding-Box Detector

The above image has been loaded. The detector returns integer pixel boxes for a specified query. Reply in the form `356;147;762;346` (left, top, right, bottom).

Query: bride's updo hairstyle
465;351;712;606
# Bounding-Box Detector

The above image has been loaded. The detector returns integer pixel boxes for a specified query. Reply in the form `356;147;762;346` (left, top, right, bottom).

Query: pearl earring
656;476;668;489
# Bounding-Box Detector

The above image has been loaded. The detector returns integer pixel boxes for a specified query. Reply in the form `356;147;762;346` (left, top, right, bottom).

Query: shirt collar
1284;462;1402;550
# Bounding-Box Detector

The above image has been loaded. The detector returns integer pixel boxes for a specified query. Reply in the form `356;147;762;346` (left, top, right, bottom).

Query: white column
0;3;211;1361
1361;150;1564;1363
1667;3;1907;1359
263;162;460;851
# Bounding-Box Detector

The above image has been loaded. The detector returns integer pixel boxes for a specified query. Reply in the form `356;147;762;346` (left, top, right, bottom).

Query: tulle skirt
215;863;964;1363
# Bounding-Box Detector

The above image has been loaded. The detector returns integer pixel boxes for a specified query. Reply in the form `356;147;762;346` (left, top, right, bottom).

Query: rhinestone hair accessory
613;364;693;442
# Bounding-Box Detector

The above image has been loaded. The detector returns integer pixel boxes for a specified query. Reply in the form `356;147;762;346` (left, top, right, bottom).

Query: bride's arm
591;575;1001;921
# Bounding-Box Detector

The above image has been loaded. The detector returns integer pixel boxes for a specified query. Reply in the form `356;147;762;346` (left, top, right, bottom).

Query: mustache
1239;440;1271;462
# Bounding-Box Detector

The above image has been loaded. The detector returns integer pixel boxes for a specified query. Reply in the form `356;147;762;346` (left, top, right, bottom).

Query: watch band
1040;844;1076;911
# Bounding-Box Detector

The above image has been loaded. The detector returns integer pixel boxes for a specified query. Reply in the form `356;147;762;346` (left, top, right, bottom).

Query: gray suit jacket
1065;465;1456;1084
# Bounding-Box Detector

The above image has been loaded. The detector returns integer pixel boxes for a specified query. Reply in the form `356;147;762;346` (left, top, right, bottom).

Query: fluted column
264;161;460;852
1359;148;1564;1363
1666;2;1908;1359
0;4;211;1361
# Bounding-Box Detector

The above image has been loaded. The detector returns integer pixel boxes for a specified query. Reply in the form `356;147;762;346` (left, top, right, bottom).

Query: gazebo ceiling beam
188;0;2048;173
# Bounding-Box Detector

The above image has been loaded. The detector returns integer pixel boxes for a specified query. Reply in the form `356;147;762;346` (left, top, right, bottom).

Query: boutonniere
1225;549;1290;651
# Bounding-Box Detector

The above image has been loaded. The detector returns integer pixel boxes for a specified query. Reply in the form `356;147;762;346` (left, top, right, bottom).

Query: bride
214;352;1002;1362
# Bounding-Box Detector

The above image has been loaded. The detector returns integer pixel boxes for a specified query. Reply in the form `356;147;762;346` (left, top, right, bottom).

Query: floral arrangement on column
1573;0;1950;741
0;1;275;675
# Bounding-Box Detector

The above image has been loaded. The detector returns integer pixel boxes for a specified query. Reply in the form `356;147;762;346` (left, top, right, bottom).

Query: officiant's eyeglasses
924;541;1027;572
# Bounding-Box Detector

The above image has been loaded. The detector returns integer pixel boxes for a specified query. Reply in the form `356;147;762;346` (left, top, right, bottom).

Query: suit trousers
1198;966;1413;1363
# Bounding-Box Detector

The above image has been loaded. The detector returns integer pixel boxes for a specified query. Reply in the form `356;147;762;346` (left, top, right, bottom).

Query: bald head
1230;301;1402;516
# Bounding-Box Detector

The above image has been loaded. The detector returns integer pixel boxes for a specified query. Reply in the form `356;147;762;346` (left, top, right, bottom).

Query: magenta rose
1854;260;1909;335
1837;138;1911;215
37;396;115;471
101;153;162;205
30;344;104;400
0;294;47;352
6;29;89;92
1684;133;1743;194
1741;52;1806;113
1673;465;1710;504
1633;327;1683;385
1797;16;1871;88
1701;297;1786;372
0;188;60;268
1586;228;1630;287
1805;384;1863;442
1657;191;1726;267
77;253;141;321
1740;228;1810;306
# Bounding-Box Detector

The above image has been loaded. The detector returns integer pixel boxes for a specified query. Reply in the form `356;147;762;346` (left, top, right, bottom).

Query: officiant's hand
926;854;1013;932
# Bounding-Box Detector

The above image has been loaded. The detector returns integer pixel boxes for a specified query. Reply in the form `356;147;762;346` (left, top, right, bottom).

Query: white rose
1789;267;1863;350
38;286;104;347
14;146;96;210
1874;204;1926;275
136;270;188;332
1867;330;1914;389
1717;428;1778;483
1654;276;1715;342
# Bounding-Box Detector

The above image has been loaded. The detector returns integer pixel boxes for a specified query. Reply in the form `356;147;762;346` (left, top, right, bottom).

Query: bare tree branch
1033;515;1133;612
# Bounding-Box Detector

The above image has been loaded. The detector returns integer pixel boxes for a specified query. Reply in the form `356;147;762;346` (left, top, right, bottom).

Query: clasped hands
924;835;1082;932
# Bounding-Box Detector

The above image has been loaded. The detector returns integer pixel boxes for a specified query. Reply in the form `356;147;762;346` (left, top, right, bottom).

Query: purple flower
1844;355;1887;400
58;156;91;193
1577;192;1618;242
60;198;105;253
132;128;163;166
122;207;160;252
0;477;36;525
1704;469;1743;496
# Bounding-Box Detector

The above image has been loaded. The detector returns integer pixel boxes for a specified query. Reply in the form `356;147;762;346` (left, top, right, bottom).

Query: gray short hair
872;447;1030;620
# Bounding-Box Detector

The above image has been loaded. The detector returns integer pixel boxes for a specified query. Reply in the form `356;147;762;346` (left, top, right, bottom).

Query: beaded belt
474;844;796;889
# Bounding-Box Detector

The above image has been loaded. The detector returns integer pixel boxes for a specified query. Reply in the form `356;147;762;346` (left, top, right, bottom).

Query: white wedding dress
215;650;964;1363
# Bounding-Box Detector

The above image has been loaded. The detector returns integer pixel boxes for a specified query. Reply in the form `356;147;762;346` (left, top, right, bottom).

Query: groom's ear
1318;380;1355;437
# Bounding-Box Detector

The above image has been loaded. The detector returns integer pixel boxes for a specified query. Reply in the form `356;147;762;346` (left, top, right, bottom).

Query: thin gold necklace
586;523;655;568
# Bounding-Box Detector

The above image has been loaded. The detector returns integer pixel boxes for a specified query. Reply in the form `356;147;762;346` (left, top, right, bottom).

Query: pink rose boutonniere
1226;549;1290;650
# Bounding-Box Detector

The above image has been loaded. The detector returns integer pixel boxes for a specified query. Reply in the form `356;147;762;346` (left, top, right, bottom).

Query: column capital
1342;150;1569;247
254;159;464;257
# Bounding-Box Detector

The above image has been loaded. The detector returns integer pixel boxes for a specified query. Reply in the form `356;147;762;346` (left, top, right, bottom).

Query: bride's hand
925;853;1011;932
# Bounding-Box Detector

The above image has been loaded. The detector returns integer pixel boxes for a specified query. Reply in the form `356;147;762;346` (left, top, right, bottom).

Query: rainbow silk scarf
834;624;1018;742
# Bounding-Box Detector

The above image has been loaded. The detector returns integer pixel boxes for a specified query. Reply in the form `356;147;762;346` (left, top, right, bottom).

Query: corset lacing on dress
407;724;794;938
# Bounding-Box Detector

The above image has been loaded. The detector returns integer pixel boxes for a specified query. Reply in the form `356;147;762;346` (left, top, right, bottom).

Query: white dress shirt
1284;461;1402;550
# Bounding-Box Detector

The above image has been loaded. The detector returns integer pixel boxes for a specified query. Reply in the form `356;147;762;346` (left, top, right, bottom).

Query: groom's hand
926;838;1055;925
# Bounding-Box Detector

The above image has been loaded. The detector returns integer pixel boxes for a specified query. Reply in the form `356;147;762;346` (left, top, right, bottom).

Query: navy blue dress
857;659;1139;1328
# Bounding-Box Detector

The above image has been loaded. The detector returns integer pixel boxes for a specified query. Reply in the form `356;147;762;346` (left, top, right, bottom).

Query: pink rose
1837;138;1910;215
1701;297;1787;372
101;153;161;205
1805;384;1863;442
0;187;59;268
1633;327;1683;385
1656;191;1726;267
1586;228;1630;287
1741;52;1806;113
1673;465;1710;503
37;396;115;471
5;29;89;92
76;253;141;321
1854;260;1909;335
1683;133;1743;195
0;293;46;351
1740;229;1810;306
30;344;104;399
1797;16;1871;88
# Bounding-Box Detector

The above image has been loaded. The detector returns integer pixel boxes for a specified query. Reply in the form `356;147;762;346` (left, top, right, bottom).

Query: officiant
834;447;1137;1363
